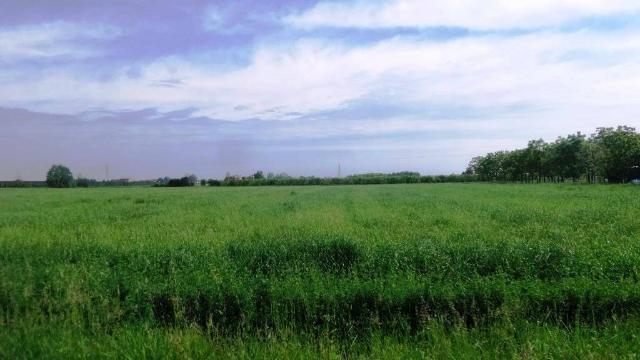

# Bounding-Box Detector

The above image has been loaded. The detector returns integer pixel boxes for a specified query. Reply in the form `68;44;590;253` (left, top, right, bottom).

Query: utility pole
105;163;110;181
338;163;341;178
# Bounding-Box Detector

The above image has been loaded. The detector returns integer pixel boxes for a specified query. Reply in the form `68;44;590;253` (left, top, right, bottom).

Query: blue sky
1;0;640;180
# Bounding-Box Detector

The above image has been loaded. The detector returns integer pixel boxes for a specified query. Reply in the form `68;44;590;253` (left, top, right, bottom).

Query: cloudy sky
1;0;640;180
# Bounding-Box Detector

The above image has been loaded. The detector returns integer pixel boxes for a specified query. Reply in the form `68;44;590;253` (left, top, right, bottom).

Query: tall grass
1;184;639;358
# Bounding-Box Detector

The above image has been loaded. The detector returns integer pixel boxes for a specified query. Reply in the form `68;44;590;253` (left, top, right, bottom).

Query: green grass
1;184;639;358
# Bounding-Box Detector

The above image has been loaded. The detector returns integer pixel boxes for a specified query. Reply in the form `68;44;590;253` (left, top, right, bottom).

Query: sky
1;0;640;180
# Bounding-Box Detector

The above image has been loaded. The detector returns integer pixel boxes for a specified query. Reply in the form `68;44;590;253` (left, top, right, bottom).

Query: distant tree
501;149;526;181
523;139;547;182
580;141;606;183
550;133;587;181
12;179;27;188
474;151;510;181
207;179;221;186
200;179;207;186
253;171;264;179
46;165;74;188
187;174;198;186
166;175;198;187
169;178;185;187
591;126;640;183
466;126;640;183
464;156;482;177
154;177;170;186
76;178;90;188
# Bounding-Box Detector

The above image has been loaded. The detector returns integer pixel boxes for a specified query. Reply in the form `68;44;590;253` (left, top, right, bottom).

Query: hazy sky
1;0;640;180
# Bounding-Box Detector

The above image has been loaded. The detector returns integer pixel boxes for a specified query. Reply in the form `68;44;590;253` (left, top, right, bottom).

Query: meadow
1;184;640;358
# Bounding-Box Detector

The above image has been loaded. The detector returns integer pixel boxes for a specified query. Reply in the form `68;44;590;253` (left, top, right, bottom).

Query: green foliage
1;184;640;357
45;164;74;188
219;172;477;186
207;179;221;186
75;178;90;188
591;126;640;183
0;180;45;188
165;175;198;187
467;126;640;183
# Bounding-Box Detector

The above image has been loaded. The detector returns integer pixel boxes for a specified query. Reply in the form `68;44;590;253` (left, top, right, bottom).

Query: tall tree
522;139;547;182
579;141;606;183
46;165;74;188
465;126;639;183
591;126;640;183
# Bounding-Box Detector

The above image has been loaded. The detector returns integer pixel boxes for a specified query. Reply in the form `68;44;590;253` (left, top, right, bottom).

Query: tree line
464;126;640;183
10;164;154;188
214;172;476;187
153;175;198;187
151;172;477;187
3;125;638;189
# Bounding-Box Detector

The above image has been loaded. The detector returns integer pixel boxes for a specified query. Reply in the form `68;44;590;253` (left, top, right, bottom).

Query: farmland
1;184;640;358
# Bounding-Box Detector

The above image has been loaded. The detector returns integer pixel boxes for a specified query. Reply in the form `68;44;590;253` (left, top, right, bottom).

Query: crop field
1;184;640;358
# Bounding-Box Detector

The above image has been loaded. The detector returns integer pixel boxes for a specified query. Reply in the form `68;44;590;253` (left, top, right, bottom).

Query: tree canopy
46;165;74;188
465;126;640;183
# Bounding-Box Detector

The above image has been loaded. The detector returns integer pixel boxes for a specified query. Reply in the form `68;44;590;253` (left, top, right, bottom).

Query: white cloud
1;28;639;143
3;27;640;177
0;21;120;61
286;0;640;30
4;2;640;178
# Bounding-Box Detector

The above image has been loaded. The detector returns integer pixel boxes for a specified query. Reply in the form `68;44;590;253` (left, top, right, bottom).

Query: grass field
1;184;640;358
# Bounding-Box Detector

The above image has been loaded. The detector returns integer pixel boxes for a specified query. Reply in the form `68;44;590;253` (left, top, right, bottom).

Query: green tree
187;174;198;186
591;126;640;183
466;126;640;183
523;139;547;182
551;133;587;181
580;141;606;183
46;165;74;188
